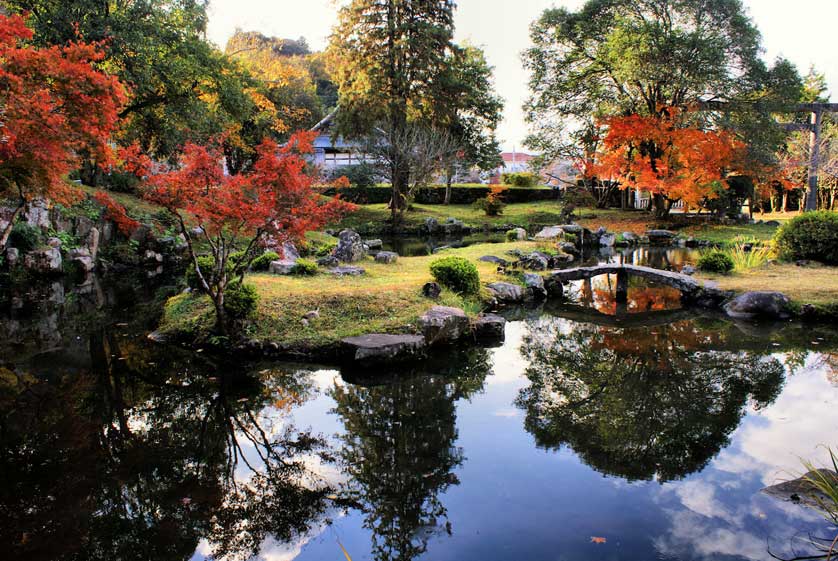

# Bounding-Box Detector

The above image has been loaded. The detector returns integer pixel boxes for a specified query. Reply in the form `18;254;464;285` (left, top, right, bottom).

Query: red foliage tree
592;107;741;217
0;14;126;250
146;131;355;332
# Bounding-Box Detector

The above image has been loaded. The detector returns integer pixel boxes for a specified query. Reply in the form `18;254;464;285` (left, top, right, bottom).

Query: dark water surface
2;272;837;561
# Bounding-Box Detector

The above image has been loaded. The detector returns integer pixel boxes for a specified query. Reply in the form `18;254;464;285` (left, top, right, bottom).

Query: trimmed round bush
774;211;838;264
291;258;318;276
224;282;259;320
697;250;734;274
429;256;480;295
251;251;280;271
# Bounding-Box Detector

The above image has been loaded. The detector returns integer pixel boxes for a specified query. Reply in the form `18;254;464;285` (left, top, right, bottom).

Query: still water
1;272;837;561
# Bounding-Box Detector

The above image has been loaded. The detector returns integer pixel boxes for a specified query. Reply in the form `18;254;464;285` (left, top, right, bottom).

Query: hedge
320;185;558;205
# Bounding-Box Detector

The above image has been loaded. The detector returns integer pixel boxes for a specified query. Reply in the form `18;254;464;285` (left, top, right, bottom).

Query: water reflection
329;349;492;561
0;338;333;561
515;318;786;481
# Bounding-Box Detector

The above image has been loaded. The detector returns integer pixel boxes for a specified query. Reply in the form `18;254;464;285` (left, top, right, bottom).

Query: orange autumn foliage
93;191;140;236
0;14;126;207
593;107;741;208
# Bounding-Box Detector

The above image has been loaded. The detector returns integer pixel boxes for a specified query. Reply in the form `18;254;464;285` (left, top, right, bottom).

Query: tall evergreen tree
328;0;456;221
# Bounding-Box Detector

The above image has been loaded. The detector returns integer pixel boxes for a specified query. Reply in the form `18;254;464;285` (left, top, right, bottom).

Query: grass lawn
698;262;838;306
159;241;538;349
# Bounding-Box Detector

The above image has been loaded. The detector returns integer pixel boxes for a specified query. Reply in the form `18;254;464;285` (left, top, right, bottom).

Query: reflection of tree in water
0;330;331;561
515;318;786;482
329;348;491;561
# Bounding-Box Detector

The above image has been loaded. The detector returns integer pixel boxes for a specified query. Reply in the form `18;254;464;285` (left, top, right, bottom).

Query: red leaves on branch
146;131;356;248
592;107;741;207
116;143;153;178
93;191;140;236
0;14;126;205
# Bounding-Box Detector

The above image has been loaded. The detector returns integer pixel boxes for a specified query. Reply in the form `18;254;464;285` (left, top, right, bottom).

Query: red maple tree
592;107;741;217
0;14;126;250
146;131;355;331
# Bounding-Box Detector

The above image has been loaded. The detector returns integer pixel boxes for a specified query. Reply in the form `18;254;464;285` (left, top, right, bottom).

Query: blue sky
207;0;838;152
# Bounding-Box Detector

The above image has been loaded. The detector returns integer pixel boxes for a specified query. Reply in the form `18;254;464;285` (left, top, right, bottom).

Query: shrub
774;211;838;264
329;163;379;188
473;186;506;216
697;250;734;274
224;282;259;320
251;251;280;271
186;255;238;289
501;172;539;187
506;229;519;241
8;222;42;252
726;239;775;272
430;256;480;295
291;258;318;276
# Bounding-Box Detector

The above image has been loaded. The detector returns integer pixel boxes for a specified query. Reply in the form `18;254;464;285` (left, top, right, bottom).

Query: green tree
6;0;262;168
330;349;491;561
328;0;456;221
433;44;504;203
515;318;785;482
524;0;803;214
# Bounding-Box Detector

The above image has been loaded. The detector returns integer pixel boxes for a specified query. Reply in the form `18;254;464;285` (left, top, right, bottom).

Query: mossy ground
698;261;838;307
159;241;536;348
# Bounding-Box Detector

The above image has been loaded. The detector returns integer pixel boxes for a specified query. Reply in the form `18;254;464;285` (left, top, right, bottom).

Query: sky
206;0;838;153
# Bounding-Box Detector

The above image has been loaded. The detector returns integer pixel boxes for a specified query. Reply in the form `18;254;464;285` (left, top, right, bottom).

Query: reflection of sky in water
194;322;838;561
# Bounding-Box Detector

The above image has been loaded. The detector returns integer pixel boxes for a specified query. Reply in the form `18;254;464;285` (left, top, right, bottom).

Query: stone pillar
615;269;628;304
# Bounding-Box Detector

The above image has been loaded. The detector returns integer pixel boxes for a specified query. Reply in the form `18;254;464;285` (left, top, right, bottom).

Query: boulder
508;227;527;241
599;233;616;247
422;282;442;299
550;252;574;266
329;265;365;276
47;237;62;248
23;247;62;274
144;250;163;264
442;217;467;234
560;224;582;234
68;247;95;272
523;273;547;301
130;224;154;246
341;334;427;364
521;252;550;271
478;255;508;266
316;255;339;268
24;198;51;229
334;229;366;263
765;220;780;227
762;470;838;509
5;247;19;267
486;282;525;304
419;306;470;345
282;242;300;260
74;216;95;239
534;226;564;240
424;217;440;234
724;291;792;320
622;232;638;244
472;313;506;343
559;242;579;256
364;239;383;250
544;275;565;298
375;251;399;264
86;227;100;260
269;259;297;275
646;229;676;245
682;265;696;275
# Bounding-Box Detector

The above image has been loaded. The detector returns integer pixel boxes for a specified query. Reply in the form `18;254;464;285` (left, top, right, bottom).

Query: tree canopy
524;0;803;169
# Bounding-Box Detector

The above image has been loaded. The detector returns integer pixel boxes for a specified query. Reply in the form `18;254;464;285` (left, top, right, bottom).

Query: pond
2;272;837;561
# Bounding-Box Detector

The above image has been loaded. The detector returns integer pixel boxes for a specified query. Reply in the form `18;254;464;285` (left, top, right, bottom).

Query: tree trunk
805;110;823;212
651;194;671;218
444;173;453;205
0;200;25;253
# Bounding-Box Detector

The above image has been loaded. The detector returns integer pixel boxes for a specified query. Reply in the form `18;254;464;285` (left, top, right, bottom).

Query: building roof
500;151;535;163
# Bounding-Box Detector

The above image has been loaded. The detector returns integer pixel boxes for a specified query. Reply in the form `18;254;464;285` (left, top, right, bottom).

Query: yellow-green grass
159;241;537;348
698;262;838;306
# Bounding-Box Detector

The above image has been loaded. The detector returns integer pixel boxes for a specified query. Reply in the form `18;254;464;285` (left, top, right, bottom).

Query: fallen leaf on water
591;536;607;544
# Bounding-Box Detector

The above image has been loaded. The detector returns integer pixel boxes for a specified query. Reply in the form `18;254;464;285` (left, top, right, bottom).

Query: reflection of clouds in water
713;355;838;484
487;321;528;385
654;353;838;561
